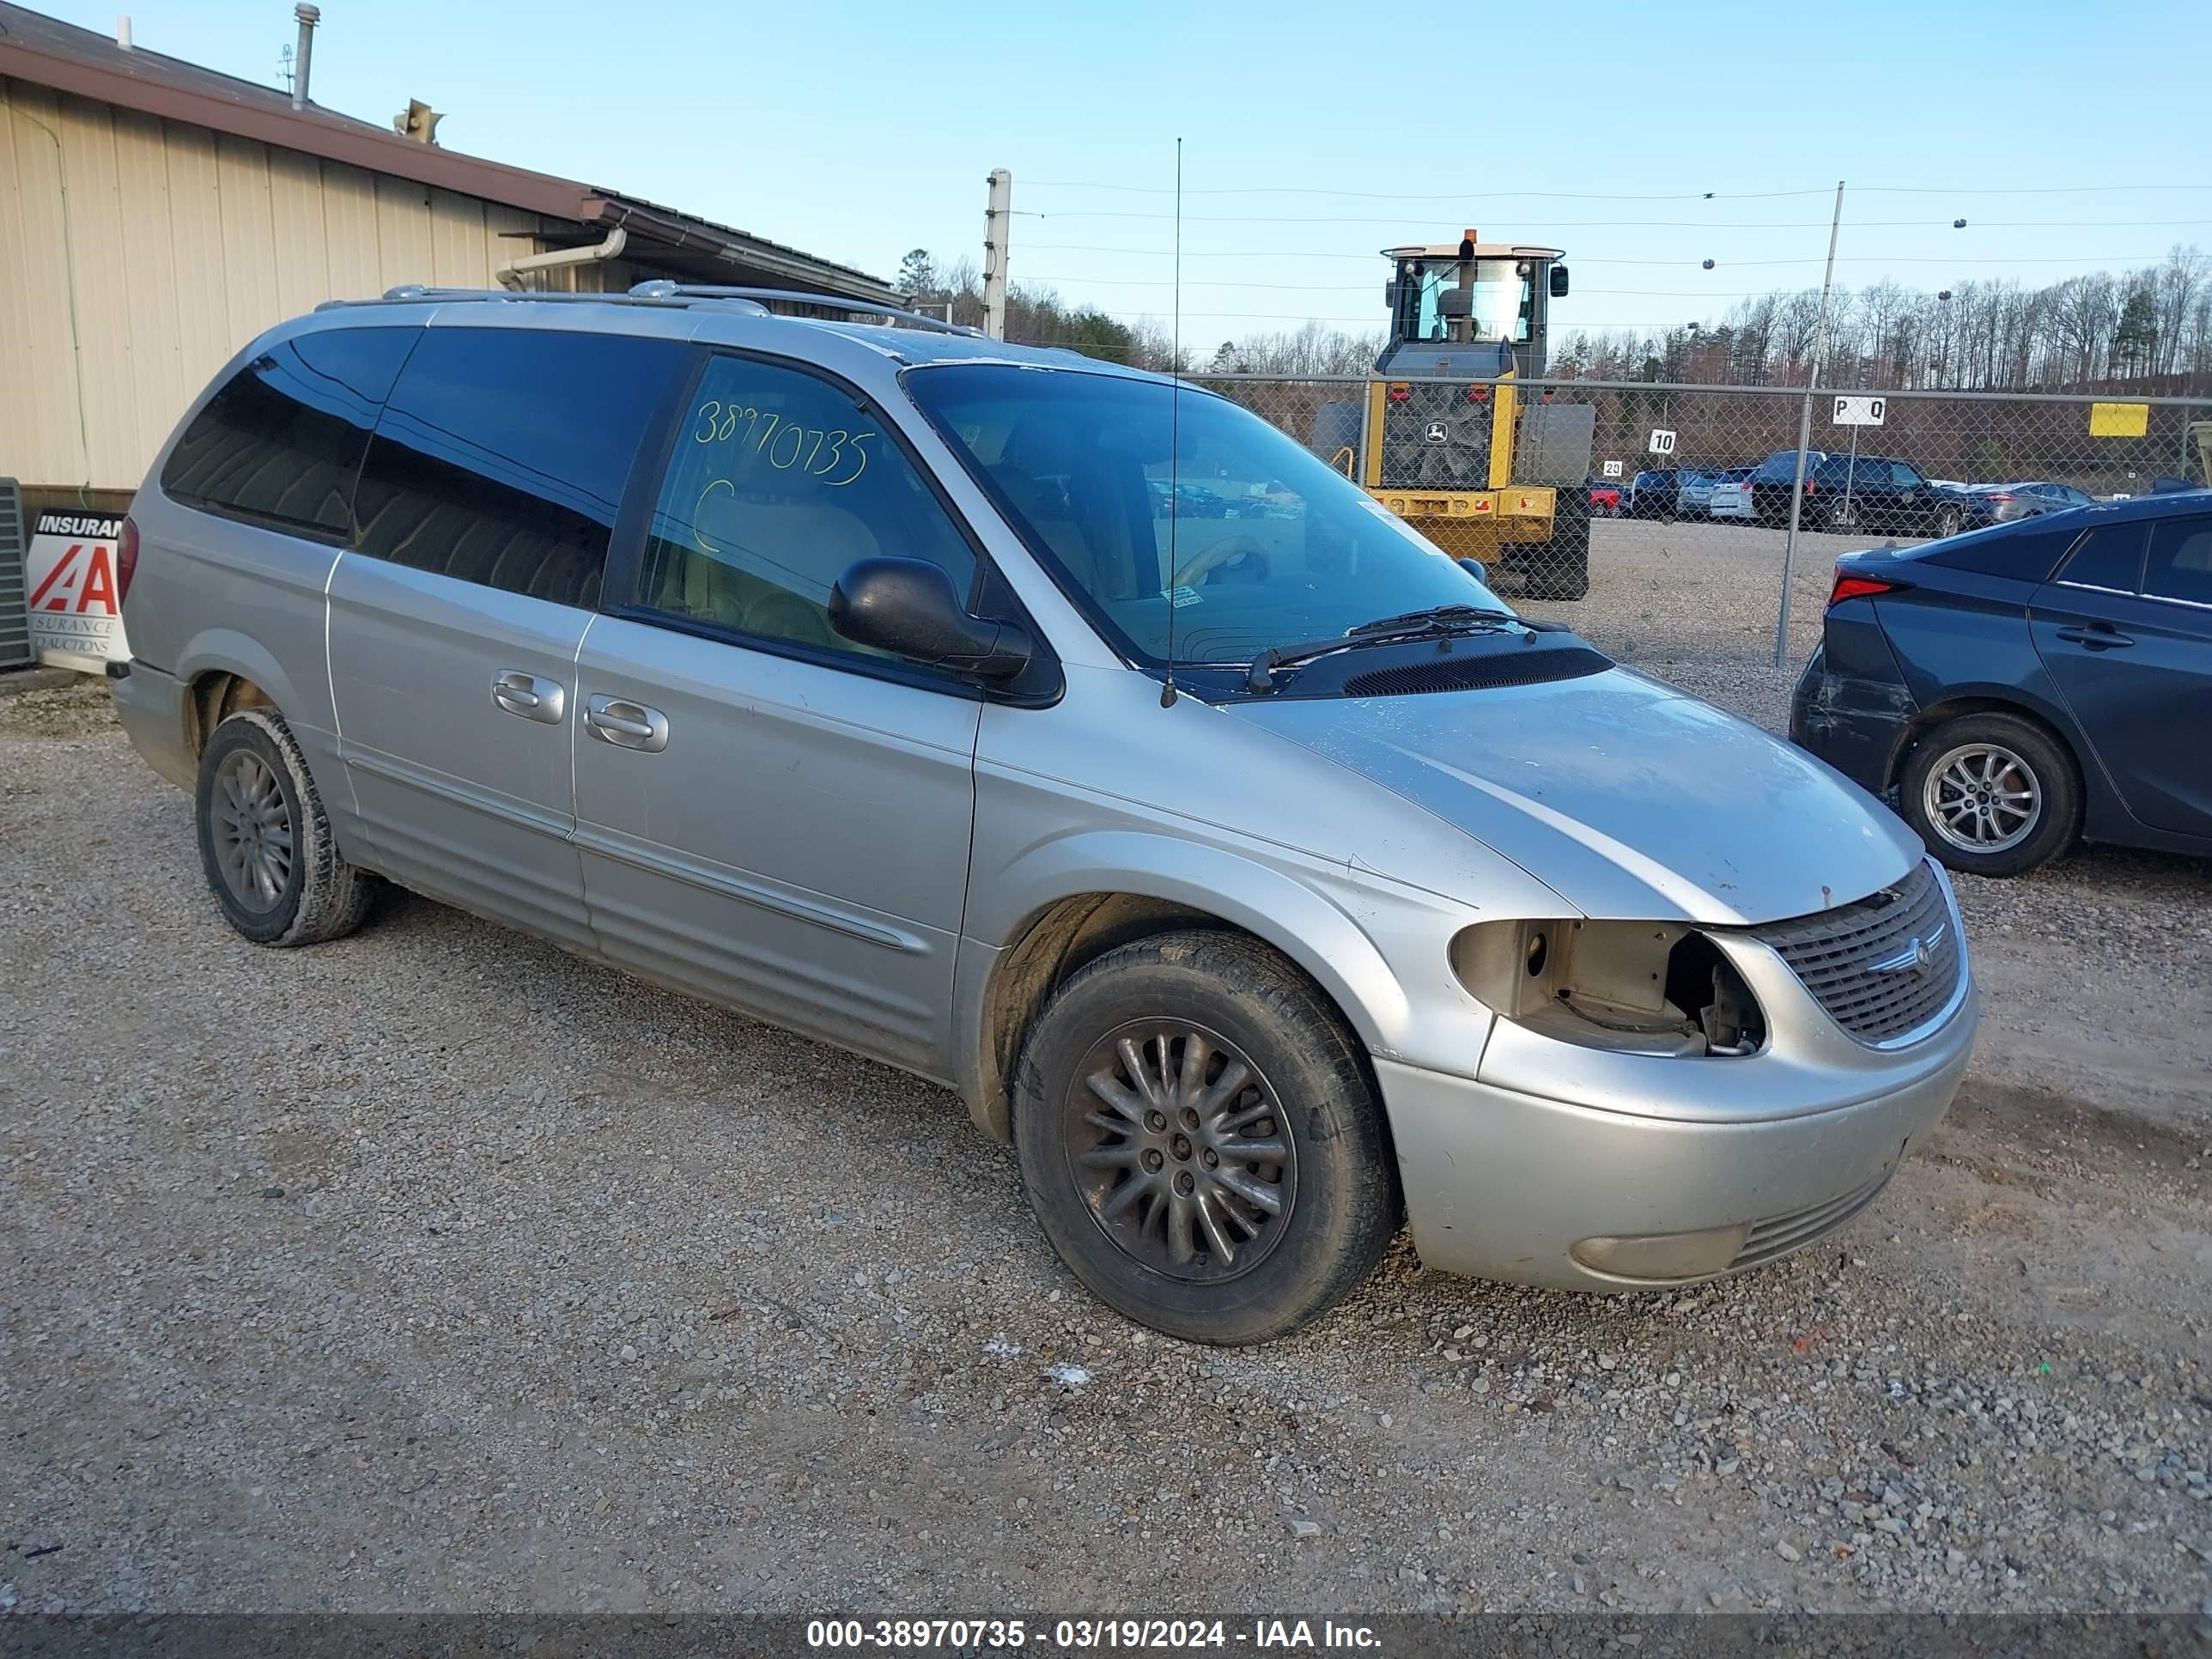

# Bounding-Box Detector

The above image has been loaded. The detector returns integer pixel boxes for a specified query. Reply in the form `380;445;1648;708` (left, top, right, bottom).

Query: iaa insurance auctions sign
26;509;131;671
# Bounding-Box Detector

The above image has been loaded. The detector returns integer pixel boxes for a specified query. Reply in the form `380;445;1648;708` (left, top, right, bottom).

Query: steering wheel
1170;534;1269;589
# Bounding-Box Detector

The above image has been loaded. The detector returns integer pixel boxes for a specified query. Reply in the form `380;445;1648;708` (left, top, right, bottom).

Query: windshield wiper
1347;602;1519;636
1245;607;1525;693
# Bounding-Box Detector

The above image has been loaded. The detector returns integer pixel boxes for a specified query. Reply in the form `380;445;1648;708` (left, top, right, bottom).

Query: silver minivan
112;285;1976;1343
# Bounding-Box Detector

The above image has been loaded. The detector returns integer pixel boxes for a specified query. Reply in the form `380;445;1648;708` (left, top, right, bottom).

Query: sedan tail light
116;514;142;605
1827;565;1897;606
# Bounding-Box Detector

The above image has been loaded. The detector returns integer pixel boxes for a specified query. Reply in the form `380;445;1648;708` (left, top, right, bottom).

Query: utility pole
982;168;1012;342
1774;180;1845;670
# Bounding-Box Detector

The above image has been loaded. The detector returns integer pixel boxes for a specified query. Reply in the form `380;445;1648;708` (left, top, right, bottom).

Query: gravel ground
1;617;2208;1620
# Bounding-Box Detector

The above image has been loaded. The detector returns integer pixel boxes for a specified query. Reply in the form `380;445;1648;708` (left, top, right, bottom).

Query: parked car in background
1675;467;1729;517
1952;481;2096;530
1626;467;1683;520
1588;478;1621;516
1708;469;1757;522
1792;494;2212;877
1752;451;1964;538
112;289;1978;1343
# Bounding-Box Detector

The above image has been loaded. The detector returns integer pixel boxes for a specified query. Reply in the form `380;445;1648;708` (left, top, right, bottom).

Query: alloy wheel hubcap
1923;742;2040;854
212;750;295;911
1066;1022;1295;1282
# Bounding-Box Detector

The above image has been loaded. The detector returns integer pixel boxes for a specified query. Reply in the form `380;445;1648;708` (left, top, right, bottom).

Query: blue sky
47;0;2212;347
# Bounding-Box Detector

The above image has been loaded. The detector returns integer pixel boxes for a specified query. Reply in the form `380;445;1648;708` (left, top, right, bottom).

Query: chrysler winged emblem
1870;920;1948;980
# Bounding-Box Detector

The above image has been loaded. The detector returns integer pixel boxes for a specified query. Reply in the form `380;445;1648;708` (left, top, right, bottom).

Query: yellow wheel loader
1310;232;1595;599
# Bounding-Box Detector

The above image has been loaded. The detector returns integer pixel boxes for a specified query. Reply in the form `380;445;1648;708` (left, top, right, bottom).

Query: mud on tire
195;708;374;946
1012;930;1401;1345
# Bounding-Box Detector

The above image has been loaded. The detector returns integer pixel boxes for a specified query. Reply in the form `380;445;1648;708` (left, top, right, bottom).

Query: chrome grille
1753;860;1961;1044
1729;1169;1893;1270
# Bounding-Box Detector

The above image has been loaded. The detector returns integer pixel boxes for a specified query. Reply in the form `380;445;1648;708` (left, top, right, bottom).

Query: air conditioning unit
0;480;33;670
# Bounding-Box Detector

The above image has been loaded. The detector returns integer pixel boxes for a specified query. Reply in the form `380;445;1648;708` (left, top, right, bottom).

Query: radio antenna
1160;137;1184;710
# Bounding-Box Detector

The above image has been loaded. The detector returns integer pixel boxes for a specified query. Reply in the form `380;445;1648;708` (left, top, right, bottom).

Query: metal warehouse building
0;1;898;504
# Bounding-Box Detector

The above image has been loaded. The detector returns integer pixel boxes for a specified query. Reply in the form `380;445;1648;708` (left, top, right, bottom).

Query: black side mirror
1549;264;1571;299
828;558;1033;679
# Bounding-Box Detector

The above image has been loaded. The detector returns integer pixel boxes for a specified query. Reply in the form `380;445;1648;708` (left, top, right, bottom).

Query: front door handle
2055;625;2134;651
492;669;566;723
585;694;670;753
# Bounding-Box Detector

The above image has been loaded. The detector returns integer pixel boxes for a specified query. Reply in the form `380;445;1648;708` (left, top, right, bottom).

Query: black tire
1012;931;1400;1345
1932;504;1962;539
1522;499;1591;600
195;708;374;945
1897;712;2080;879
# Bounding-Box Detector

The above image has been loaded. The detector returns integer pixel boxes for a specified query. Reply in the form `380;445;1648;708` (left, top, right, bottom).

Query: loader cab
1379;235;1565;380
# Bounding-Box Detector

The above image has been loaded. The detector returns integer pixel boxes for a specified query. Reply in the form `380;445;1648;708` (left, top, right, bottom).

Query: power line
1027;273;1771;299
1024;180;1836;202
1025;218;2212;242
1029;179;2212;202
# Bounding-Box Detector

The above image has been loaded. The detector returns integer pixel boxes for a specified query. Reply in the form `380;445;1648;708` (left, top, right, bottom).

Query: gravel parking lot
2;526;2208;1620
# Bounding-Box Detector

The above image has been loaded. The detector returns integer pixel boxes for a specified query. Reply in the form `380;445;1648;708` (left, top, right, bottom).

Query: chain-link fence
1197;372;2210;699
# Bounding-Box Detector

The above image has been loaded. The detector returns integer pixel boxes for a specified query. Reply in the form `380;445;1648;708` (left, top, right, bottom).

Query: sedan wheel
1921;742;2039;854
1899;712;2080;878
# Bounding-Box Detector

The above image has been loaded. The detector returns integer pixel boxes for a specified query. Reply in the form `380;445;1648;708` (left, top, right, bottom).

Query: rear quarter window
160;326;416;536
2052;520;2148;592
1923;520;2085;581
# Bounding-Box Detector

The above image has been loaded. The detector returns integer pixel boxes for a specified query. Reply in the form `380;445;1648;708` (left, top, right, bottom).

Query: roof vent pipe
291;4;319;108
117;15;132;49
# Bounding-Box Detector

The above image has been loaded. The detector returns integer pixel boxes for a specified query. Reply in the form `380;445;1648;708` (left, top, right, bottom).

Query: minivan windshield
904;364;1504;671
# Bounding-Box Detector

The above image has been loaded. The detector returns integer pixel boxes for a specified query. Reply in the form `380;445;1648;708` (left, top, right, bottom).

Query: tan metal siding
160;117;233;424
2;82;86;489
111;106;190;471
319;160;385;303
0;76;560;492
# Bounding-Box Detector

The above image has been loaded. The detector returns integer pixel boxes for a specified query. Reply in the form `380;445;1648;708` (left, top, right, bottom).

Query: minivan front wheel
195;708;374;945
1013;931;1399;1344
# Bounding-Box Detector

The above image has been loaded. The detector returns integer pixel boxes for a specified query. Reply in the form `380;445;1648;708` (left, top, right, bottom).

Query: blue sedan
1790;492;2212;877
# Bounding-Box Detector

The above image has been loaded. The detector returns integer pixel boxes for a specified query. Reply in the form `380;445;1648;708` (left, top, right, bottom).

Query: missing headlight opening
1451;919;1766;1057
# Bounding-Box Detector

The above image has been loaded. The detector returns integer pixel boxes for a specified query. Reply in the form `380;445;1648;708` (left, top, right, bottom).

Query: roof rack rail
628;282;982;336
314;285;773;314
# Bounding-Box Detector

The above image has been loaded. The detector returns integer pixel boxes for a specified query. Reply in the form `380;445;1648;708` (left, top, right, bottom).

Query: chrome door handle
2055;625;2133;650
584;694;670;753
492;669;565;723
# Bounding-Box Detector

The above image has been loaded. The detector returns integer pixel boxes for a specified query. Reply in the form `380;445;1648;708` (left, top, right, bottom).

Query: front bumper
110;659;196;791
1377;877;1978;1292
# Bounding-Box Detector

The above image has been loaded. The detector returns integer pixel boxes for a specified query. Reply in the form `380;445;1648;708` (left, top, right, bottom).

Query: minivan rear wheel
195;708;374;945
1012;931;1399;1344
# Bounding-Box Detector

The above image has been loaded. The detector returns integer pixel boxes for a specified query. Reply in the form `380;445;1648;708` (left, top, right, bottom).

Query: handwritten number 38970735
692;400;872;487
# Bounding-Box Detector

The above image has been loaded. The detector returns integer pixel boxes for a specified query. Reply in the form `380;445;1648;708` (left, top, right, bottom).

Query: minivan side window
631;355;976;656
352;327;686;608
2142;518;2212;607
2056;522;2148;592
159;327;416;537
